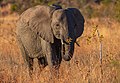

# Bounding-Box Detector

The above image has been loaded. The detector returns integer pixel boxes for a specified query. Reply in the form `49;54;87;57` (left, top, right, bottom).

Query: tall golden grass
0;14;120;83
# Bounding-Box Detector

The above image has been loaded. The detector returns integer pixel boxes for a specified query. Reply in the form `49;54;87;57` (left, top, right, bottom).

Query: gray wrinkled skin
16;5;84;76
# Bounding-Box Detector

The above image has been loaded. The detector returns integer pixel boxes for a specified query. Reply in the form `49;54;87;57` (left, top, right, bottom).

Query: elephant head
26;5;84;61
62;8;84;61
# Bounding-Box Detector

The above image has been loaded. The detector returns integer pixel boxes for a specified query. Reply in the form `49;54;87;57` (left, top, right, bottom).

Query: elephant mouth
61;37;73;45
65;37;73;44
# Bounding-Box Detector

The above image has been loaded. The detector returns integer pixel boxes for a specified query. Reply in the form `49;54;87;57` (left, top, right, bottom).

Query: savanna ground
0;5;120;83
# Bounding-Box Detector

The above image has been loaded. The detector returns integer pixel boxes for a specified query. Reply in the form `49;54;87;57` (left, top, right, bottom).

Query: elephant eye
56;24;60;27
54;23;61;29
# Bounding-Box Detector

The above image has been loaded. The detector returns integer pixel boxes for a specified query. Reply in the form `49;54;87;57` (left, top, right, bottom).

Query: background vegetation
1;0;120;21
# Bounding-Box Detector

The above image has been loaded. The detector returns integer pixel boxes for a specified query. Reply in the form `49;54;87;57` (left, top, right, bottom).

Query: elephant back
17;5;53;27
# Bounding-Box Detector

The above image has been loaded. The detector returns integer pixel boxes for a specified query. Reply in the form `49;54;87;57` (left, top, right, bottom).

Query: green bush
10;0;53;14
11;4;18;12
102;0;112;5
1;0;120;22
114;0;120;22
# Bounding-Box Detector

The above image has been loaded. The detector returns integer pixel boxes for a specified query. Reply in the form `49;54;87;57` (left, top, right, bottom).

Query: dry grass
0;14;120;83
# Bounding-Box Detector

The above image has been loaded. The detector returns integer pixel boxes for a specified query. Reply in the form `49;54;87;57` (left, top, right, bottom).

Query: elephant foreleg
26;57;33;76
16;35;34;76
46;43;60;80
16;35;27;65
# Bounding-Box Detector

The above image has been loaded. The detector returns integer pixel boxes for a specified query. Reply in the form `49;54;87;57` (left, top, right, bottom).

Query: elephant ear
26;5;55;43
67;8;85;38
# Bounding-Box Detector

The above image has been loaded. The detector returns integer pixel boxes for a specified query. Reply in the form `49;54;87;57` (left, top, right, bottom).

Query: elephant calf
16;5;84;77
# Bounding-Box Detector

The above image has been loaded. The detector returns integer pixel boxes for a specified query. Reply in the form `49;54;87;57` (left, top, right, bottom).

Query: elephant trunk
60;25;75;61
62;42;74;61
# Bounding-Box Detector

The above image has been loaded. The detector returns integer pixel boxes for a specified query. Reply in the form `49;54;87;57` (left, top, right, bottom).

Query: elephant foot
29;69;34;78
26;57;34;78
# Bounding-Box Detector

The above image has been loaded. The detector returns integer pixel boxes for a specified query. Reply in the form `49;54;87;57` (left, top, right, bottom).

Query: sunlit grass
0;15;120;83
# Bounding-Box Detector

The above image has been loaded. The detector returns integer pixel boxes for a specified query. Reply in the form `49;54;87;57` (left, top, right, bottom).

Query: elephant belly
18;28;43;58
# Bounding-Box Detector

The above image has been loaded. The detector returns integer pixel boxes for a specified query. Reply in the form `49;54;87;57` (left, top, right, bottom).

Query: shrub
101;0;112;5
11;4;17;12
114;0;120;22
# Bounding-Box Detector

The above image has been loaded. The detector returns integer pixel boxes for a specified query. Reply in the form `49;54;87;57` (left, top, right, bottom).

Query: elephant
16;5;84;77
